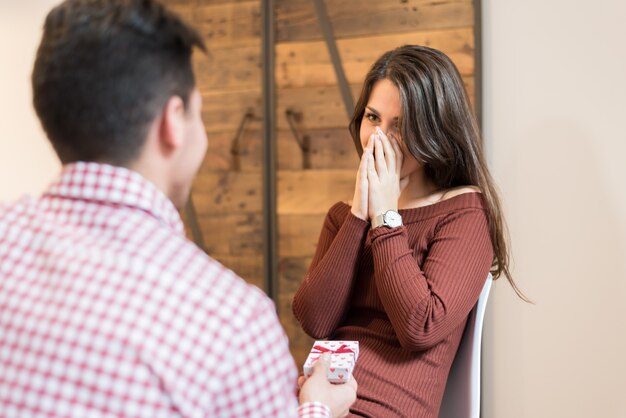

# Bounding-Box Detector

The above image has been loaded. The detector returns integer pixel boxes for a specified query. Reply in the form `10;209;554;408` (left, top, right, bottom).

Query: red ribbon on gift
312;344;354;355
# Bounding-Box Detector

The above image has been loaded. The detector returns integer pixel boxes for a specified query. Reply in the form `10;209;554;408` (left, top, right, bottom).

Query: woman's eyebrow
365;106;380;117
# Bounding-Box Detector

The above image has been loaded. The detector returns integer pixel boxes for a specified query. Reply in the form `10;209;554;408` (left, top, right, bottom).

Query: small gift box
303;340;359;383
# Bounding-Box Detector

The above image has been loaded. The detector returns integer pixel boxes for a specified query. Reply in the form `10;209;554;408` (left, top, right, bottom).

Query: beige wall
2;0;625;416
482;0;626;417
0;0;61;202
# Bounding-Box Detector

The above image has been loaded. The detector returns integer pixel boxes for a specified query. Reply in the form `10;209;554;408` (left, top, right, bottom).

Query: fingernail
321;353;331;361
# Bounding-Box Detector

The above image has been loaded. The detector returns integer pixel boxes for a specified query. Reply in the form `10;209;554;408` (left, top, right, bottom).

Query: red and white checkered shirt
0;162;330;418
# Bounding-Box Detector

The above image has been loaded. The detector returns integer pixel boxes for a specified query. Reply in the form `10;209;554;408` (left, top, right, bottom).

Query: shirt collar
44;162;185;235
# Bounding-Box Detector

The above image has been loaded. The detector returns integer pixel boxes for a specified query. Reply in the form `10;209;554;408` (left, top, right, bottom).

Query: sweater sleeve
370;208;493;351
292;203;370;339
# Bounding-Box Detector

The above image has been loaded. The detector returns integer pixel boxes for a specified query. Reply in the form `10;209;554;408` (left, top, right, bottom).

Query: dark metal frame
261;0;278;303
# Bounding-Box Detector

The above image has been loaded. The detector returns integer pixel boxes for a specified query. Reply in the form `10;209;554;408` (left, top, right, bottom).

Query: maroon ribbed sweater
292;192;493;418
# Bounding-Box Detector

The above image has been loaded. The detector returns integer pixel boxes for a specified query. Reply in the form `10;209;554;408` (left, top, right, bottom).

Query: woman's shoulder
400;186;485;223
400;186;481;211
439;185;481;201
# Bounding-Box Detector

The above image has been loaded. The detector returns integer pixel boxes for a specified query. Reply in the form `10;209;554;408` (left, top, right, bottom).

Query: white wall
482;0;626;417
0;0;61;202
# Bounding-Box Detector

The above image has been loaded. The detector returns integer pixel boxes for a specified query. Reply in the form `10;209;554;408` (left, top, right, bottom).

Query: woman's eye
365;113;379;122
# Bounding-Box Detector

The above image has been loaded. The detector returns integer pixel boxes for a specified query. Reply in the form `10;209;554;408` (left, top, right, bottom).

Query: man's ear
160;96;186;150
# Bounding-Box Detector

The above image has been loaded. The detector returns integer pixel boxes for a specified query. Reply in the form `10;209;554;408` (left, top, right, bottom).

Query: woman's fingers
389;132;404;175
376;127;396;173
373;134;387;174
366;151;379;183
365;133;375;156
350;147;370;220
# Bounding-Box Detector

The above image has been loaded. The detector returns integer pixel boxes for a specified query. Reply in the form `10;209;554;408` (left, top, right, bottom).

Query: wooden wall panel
277;170;355;215
275;28;475;88
194;46;261;91
277;256;314;368
276;0;474;42
277;128;357;170
165;0;265;292
194;1;261;48
276;84;361;130
202;128;357;171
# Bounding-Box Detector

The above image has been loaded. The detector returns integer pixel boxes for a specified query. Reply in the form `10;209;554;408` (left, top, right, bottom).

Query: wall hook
231;109;255;171
285;109;311;169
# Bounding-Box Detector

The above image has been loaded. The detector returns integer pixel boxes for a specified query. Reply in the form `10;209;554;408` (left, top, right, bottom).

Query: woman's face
359;78;420;179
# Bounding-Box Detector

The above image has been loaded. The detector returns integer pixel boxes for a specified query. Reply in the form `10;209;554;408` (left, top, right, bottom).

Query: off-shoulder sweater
292;192;493;418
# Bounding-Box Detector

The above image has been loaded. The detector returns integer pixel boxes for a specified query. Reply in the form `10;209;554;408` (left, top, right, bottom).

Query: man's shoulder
0;196;38;235
162;238;273;316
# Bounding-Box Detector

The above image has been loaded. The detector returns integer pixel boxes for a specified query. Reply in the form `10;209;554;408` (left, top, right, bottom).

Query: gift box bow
311;344;356;356
303;340;359;383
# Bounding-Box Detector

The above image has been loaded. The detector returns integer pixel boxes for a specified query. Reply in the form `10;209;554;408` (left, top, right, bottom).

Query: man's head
32;0;208;207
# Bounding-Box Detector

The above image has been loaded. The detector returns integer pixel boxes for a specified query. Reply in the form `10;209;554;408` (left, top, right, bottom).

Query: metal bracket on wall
313;0;361;155
230;109;255;171
285;109;311;169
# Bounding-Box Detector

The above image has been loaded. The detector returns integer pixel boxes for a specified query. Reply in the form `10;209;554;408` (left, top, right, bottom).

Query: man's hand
298;353;358;418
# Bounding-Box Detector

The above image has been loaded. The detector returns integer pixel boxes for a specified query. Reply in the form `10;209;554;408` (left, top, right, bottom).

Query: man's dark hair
32;0;206;165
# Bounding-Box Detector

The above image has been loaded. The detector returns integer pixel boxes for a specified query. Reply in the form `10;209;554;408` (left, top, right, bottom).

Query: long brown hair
349;45;528;301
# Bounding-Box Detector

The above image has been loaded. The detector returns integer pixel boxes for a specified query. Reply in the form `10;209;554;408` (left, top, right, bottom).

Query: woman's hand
366;127;408;219
350;135;374;220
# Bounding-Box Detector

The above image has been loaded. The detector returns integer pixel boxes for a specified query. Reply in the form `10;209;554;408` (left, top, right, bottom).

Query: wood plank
193;0;256;5
202;130;264;172
196;212;263;255
276;0;473;43
277;128;359;170
277;256;315;369
192;171;263;214
277;84;361;130
278;213;328;258
200;127;358;171
201;89;262;133
193;45;261;91
276;27;475;89
193;1;261;48
277;169;355;215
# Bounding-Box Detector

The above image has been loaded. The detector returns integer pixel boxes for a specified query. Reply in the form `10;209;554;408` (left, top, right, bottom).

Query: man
0;0;356;416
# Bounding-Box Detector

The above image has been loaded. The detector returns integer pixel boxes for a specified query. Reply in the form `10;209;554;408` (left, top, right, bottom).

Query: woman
292;45;526;417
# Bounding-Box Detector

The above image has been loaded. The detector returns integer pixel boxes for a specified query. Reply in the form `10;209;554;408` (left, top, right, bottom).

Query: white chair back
438;274;493;418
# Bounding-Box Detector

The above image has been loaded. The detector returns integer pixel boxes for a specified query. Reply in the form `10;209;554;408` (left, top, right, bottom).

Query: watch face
384;211;402;227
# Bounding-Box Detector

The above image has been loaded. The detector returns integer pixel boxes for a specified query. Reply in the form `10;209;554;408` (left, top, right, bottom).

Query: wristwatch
372;210;403;229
